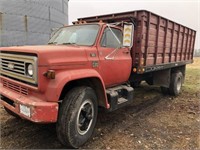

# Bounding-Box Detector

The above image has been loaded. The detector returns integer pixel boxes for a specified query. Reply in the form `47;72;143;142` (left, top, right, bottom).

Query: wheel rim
177;77;182;92
77;99;94;135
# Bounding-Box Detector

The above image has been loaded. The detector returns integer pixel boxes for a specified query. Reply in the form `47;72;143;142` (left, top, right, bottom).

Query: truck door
97;26;132;87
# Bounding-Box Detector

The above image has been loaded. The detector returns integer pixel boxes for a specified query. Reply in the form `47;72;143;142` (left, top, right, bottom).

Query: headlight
27;63;34;76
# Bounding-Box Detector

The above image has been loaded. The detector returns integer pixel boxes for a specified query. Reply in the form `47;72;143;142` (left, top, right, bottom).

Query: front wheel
56;86;98;148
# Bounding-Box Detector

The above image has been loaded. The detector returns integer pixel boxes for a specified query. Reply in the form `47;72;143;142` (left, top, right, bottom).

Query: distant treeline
194;49;200;57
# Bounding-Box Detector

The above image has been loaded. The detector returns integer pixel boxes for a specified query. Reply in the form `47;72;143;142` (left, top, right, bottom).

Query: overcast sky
69;0;200;49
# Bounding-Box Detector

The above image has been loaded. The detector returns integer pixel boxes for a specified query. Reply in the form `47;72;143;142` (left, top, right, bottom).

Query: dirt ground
0;58;200;149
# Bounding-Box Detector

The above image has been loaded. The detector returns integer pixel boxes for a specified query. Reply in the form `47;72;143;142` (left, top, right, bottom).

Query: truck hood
0;45;88;67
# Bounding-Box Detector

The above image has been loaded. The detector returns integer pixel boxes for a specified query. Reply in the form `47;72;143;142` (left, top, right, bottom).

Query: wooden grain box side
137;11;196;68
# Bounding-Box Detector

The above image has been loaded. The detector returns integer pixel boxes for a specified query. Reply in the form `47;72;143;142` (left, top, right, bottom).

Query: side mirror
123;23;134;48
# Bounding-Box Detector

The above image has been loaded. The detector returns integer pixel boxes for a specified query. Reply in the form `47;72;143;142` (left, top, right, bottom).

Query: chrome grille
0;52;38;85
1;58;25;75
2;79;29;95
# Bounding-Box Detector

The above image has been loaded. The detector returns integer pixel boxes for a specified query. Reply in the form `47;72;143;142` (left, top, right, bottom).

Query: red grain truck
0;10;196;148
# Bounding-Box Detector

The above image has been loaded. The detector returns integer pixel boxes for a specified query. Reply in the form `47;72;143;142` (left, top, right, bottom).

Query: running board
106;84;134;111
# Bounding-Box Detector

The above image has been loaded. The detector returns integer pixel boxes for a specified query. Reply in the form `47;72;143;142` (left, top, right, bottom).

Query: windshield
48;24;99;46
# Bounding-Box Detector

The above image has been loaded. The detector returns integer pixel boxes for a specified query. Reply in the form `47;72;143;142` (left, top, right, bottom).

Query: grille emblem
8;63;15;70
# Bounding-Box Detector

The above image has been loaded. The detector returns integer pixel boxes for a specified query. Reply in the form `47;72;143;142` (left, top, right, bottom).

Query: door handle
123;51;130;54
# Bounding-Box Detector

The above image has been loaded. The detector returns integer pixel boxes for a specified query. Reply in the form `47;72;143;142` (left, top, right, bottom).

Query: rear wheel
169;71;183;96
56;86;98;148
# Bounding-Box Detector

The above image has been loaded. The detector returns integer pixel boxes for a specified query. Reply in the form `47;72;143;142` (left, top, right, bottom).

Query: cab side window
101;27;123;48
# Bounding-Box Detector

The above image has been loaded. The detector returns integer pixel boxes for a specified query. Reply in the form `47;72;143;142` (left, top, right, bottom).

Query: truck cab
0;22;134;148
48;23;132;87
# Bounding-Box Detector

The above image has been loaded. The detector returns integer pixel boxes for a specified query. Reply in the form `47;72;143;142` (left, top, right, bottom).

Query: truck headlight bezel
26;63;34;77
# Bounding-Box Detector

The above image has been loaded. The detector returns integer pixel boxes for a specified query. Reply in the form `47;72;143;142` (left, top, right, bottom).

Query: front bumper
0;81;58;123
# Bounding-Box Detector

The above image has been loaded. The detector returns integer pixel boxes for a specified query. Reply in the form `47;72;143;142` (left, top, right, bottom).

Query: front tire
56;86;98;148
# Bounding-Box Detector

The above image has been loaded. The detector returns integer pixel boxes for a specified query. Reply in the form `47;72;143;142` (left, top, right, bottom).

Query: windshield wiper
62;42;77;46
48;42;57;45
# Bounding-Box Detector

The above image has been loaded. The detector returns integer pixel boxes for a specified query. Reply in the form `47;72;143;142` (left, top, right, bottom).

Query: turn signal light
44;70;56;79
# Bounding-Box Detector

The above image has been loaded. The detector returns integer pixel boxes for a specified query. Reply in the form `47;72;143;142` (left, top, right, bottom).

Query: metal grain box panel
77;10;196;70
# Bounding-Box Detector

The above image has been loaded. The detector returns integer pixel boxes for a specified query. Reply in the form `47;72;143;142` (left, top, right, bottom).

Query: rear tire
169;71;183;96
56;86;98;148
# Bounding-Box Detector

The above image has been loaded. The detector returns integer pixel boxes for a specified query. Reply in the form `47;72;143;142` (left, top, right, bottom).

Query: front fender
44;69;109;108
